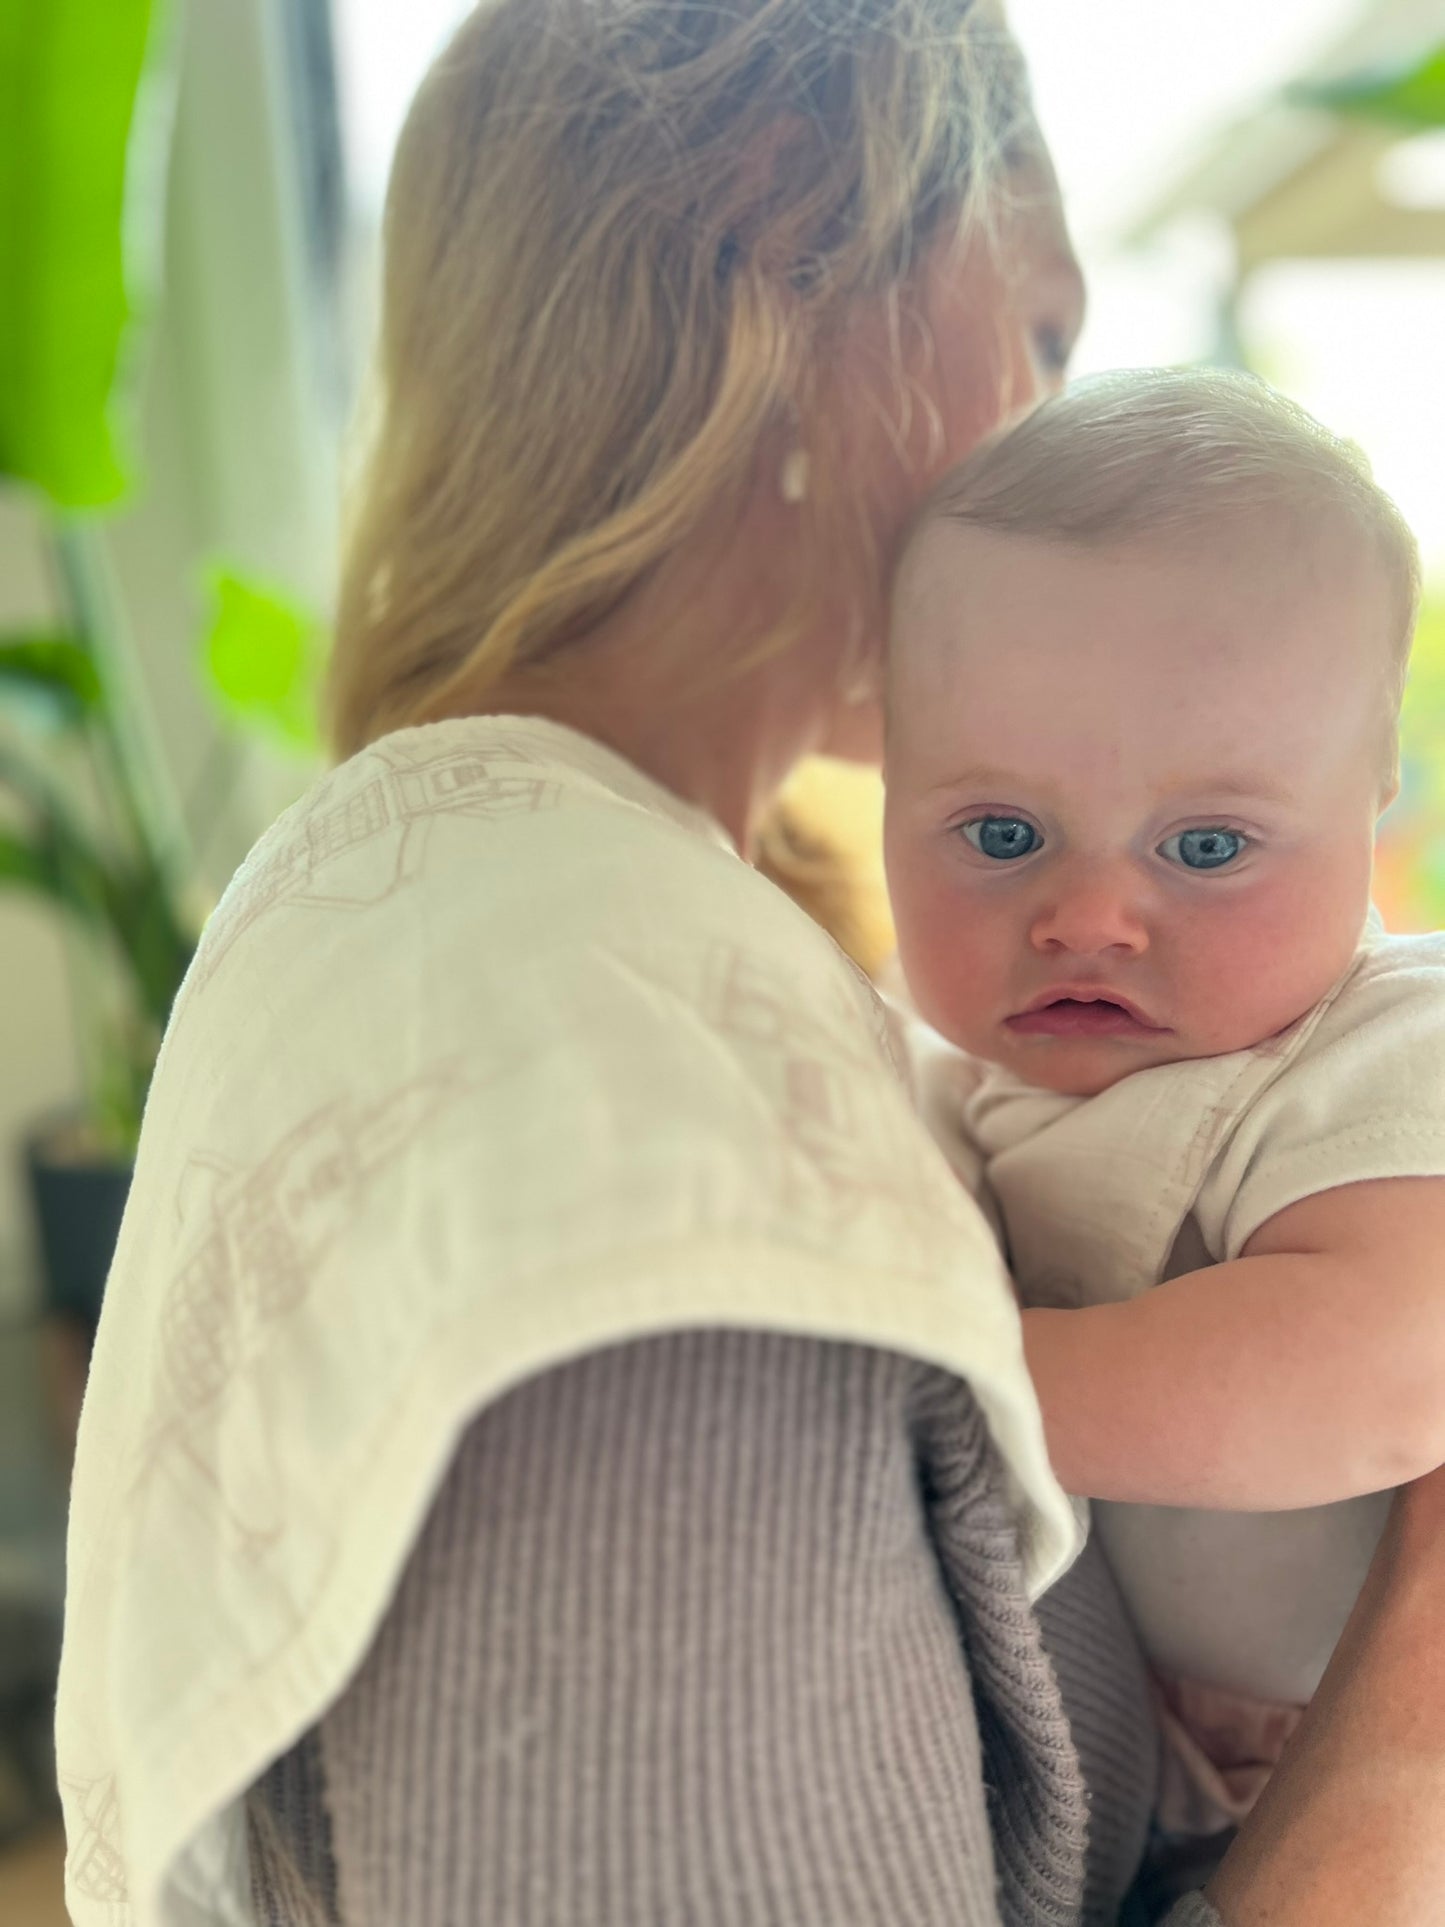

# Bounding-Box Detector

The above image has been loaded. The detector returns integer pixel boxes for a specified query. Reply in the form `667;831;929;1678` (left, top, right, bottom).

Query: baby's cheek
891;862;1001;1046
1175;871;1363;1052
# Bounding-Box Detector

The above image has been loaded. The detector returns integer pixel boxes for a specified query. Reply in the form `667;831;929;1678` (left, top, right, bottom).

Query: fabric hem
1225;1122;1445;1257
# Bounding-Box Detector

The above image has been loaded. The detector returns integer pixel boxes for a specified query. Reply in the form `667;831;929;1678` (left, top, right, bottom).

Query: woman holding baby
56;2;1445;1922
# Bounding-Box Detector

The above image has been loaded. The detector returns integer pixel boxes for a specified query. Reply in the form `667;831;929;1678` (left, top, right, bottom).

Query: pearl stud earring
779;448;810;504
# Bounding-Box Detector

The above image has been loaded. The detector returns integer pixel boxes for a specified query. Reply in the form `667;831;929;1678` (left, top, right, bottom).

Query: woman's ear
720;112;823;271
821;685;885;768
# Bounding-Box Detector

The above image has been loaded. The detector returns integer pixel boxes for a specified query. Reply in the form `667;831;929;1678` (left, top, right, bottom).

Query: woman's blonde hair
325;0;1039;758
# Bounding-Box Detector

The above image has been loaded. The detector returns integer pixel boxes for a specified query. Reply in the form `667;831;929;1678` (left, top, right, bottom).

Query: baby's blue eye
962;816;1042;861
1159;827;1246;871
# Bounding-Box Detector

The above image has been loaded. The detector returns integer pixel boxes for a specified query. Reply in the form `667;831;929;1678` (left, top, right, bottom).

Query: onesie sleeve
1196;934;1445;1260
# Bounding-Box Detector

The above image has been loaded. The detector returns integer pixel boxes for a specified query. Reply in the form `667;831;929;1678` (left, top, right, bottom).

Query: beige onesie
916;923;1445;1831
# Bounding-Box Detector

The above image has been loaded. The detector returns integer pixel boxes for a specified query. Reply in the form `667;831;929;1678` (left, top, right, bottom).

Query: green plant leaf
201;566;324;750
0;825;66;900
96;850;195;1030
1293;43;1445;130
0;0;167;506
0;735;193;1025
0;737;116;922
0;632;102;726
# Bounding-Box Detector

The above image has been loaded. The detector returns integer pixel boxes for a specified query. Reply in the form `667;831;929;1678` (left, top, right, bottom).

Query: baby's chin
1006;1056;1138;1098
985;1032;1181;1098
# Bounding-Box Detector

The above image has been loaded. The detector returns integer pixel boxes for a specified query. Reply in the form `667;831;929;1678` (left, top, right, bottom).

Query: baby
883;366;1442;1836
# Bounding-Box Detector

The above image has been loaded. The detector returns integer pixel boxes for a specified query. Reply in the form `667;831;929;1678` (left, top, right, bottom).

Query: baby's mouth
1005;992;1165;1040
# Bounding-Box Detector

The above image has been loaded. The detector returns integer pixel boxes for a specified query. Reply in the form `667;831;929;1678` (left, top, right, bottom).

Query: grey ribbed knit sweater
246;1333;1225;1926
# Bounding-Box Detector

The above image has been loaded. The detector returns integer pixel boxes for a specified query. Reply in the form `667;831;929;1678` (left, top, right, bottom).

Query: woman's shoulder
189;714;856;1018
162;715;923;1227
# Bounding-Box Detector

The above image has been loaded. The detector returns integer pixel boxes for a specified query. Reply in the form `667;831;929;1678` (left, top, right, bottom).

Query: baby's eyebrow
923;767;1031;797
1165;775;1298;810
915;769;1302;814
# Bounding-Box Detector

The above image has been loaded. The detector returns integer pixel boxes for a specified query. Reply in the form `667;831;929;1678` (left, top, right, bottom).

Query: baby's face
883;522;1395;1096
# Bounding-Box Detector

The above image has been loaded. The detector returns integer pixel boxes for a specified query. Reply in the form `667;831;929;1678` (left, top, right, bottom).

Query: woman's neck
473;662;812;857
469;554;840;857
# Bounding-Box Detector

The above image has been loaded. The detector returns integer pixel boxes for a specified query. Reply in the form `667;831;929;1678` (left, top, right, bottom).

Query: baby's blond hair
325;0;1043;760
903;367;1422;728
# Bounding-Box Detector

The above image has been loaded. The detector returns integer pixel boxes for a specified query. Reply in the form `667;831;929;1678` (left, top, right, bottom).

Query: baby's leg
1153;1673;1305;1837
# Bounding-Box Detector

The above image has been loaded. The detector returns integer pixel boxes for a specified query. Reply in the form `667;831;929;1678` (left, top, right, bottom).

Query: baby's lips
1004;986;1170;1040
1013;984;1159;1027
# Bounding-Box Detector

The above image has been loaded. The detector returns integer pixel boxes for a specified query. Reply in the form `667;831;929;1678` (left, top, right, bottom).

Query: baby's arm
1020;1175;1445;1508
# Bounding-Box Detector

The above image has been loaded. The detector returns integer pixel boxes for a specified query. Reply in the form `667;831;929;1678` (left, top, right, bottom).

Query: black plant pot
25;1126;132;1338
0;1596;62;1847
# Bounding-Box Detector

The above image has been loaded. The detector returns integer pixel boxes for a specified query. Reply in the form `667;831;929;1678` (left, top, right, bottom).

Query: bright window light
331;0;473;217
1378;131;1445;210
1007;0;1362;245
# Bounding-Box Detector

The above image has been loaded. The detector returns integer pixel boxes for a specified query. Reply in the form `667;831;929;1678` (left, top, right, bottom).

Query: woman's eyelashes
1032;324;1072;381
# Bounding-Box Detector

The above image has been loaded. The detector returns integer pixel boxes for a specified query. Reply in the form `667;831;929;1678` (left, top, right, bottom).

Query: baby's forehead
890;509;1391;666
885;514;1400;771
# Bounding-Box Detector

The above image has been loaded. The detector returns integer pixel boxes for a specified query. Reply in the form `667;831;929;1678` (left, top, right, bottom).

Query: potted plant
0;0;322;1367
3;565;321;1342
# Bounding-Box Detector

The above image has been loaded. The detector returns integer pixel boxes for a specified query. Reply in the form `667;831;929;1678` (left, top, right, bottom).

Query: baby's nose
1028;870;1150;957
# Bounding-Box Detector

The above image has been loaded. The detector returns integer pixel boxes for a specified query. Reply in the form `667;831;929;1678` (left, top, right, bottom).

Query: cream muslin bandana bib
56;717;1077;1926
